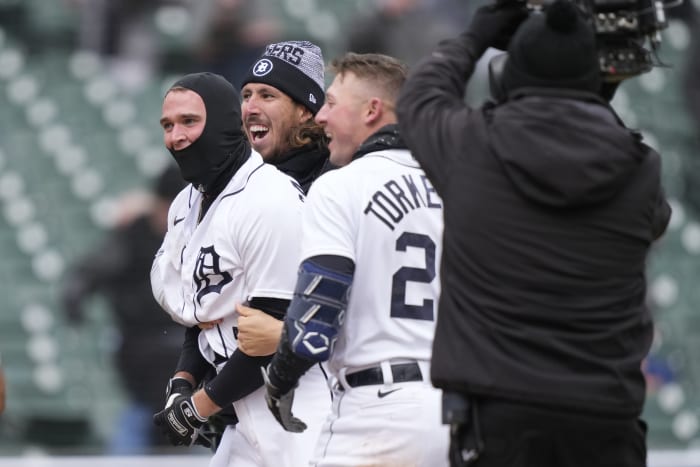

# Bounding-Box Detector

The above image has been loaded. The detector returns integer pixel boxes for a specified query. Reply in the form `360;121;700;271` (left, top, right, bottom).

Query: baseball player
150;72;329;467
161;40;332;445
240;40;332;191
234;39;334;357
261;53;450;466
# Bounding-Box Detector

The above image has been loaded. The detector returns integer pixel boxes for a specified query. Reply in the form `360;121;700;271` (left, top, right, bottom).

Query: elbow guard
285;260;353;362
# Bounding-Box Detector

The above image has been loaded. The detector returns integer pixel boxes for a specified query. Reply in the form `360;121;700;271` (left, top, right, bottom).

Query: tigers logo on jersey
194;245;232;304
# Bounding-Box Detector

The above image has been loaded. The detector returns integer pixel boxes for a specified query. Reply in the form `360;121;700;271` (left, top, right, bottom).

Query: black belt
342;362;423;390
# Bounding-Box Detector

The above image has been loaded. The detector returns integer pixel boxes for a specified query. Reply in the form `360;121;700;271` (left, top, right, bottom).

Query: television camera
502;0;682;81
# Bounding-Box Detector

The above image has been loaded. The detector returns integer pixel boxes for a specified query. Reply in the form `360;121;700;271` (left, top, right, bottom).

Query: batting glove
261;365;307;433
153;394;208;447
165;377;194;401
161;378;218;449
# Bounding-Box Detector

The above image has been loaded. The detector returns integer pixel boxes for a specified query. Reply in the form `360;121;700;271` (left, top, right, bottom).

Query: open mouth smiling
249;124;269;142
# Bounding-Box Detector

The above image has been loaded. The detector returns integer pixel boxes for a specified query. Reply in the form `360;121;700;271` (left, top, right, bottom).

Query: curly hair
287;112;328;150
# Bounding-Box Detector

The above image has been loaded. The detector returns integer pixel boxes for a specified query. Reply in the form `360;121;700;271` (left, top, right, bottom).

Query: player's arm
157;326;209;433
154;297;290;445
236;300;286;356
150;193;195;326
158;298;285;438
172;326;210;386
189;296;290;416
263;255;354;432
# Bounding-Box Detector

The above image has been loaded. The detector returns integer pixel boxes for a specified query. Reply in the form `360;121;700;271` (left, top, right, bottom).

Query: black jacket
397;32;671;417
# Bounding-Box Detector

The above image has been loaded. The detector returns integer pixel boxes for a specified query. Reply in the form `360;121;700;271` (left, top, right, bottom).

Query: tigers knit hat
502;0;601;94
241;40;325;115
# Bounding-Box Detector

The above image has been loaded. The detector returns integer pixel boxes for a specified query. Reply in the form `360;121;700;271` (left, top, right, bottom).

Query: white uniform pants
311;363;449;467
209;364;330;467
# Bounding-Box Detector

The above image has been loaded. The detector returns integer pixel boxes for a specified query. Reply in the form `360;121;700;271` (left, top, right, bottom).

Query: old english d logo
253;59;273;77
193;245;232;304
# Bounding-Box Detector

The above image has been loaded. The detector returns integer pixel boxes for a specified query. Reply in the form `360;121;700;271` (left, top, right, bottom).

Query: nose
242;96;260;118
168;124;188;149
315;104;328;126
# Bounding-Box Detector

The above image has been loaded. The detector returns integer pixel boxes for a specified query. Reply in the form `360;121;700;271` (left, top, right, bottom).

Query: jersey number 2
391;232;436;321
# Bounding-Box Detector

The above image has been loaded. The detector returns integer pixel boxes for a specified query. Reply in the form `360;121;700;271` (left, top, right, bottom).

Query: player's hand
468;2;528;52
237;303;284;356
165;376;194;402
162;376;216;448
153;394;209;446
261;365;307;433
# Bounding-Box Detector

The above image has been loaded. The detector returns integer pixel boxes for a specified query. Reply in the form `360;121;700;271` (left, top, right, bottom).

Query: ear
297;104;313;123
364;97;384;125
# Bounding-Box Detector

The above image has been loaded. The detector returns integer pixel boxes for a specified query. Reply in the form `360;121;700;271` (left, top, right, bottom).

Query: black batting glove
162;377;218;449
467;3;529;53
153;394;208;447
165;376;194;402
261;365;307;433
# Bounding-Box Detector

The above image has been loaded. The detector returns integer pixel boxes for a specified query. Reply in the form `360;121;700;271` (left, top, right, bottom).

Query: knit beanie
241;40;325;114
502;0;601;94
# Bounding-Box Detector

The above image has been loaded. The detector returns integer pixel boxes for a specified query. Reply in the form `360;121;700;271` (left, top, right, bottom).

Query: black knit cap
502;0;601;94
241;41;325;115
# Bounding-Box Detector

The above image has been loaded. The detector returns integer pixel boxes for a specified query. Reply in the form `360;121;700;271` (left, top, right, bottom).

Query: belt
341;362;423;390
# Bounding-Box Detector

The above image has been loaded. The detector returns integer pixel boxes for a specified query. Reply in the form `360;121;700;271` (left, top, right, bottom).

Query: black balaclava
167;72;250;193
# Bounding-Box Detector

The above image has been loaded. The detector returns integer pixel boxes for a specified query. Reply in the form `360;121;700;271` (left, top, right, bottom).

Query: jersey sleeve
235;177;305;300
150;189;191;325
299;173;356;263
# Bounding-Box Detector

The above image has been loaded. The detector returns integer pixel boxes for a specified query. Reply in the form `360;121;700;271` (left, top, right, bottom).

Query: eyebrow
160;113;200;126
244;84;281;95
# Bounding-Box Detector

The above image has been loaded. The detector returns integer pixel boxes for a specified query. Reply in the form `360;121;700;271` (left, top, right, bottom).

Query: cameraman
397;1;671;466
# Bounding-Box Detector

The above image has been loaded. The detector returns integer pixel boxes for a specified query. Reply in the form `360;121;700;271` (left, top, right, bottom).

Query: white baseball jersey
302;148;448;467
152;151;330;467
151;151;303;358
301;148;444;375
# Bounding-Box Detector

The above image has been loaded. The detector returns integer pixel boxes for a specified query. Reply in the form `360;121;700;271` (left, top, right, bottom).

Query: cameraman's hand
467;2;529;52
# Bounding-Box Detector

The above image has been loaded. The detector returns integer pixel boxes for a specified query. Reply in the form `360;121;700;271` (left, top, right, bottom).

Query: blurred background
0;0;698;463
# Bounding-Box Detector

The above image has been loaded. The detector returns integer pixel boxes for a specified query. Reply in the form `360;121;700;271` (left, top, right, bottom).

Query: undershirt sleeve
202;297;290;407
